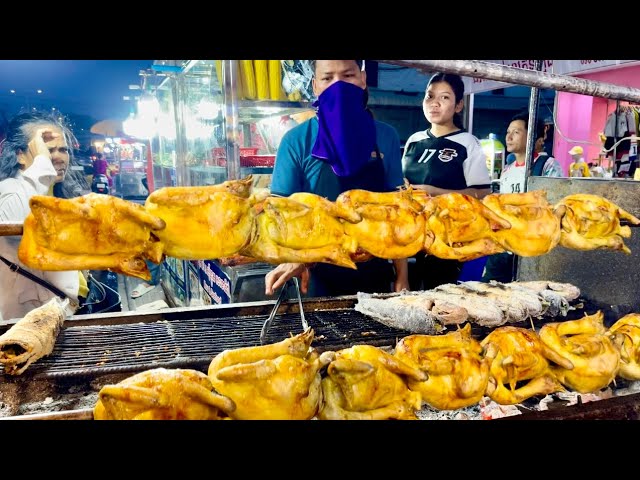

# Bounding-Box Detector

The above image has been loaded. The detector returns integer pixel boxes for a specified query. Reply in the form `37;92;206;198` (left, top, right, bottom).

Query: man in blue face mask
265;60;408;298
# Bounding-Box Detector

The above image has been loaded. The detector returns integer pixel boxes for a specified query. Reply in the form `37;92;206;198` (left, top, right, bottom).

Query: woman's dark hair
426;72;466;129
0;110;87;198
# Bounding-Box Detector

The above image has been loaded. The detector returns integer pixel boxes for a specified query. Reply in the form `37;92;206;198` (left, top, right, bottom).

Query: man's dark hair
511;111;546;141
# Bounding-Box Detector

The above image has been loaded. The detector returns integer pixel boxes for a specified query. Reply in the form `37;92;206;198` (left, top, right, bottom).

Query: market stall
2;60;640;420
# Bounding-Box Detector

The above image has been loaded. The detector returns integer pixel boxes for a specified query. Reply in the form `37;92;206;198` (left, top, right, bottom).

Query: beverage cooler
147;60;314;306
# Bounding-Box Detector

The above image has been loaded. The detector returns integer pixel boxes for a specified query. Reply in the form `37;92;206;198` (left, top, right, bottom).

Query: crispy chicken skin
208;329;332;420
483;191;561;257
481;326;565;404
318;344;426;420
394;324;493;410
18;193;165;281
145;177;264;260
240;192;361;269
554;193;640;254
540;312;620;393
335;187;435;259
425;193;511;261
607;313;640;381
94;368;236;420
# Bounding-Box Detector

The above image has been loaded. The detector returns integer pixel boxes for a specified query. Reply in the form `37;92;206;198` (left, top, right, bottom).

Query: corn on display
214;60;223;90
240;60;257;100
268;60;284;101
254;60;270;100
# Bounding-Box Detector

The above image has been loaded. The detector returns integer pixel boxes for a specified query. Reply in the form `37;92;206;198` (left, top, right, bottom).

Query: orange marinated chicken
94;368;236;420
554;193;640;254
425;192;511;261
335;187;435;259
18;193;165;280
394;324;494;410
318;344;426;420
607;313;640;381
240;192;361;268
481;326;565;404
145;177;264;260
207;329;333;420
483;190;561;256
539;312;620;393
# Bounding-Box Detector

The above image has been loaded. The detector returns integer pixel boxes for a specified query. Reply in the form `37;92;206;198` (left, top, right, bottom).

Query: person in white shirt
0;112;82;320
482;111;562;283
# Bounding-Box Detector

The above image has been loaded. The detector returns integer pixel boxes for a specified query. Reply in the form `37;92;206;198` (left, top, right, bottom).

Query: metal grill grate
15;308;406;378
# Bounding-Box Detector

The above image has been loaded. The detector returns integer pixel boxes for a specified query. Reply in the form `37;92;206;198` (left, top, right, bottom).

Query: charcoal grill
0;295;407;378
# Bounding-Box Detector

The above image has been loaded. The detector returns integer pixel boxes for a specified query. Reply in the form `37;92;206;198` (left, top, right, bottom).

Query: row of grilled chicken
93;311;640;420
16;176;640;281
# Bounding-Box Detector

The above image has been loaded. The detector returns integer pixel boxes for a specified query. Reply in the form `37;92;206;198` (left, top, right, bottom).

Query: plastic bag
281;60;314;102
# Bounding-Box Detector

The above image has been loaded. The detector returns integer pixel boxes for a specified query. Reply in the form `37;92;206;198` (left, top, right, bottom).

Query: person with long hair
401;72;492;290
0;111;87;320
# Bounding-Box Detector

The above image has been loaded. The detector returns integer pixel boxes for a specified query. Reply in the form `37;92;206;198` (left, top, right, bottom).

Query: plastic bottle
480;133;506;180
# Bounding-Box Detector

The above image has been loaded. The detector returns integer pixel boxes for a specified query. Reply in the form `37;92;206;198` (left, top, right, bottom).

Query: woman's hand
27;128;59;160
265;263;311;295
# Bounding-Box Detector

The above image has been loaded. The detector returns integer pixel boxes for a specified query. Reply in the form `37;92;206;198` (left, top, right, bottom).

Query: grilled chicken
335;187;435;259
94;368;236;420
18;193;165;280
481;326;565;404
240;192;360;268
483;191;561;257
607;313;640;381
554;193;640;254
318;344;426;420
394;324;493;410
425;193;511;261
145;177;263;260
207;329;332;420
539;312;620;393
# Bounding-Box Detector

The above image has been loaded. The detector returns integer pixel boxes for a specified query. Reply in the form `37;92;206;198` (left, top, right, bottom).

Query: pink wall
554;64;640;172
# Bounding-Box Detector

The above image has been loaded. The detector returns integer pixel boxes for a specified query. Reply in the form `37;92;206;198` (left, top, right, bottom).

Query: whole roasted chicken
18;193;165;280
335;187;435;259
424;193;511;261
539;312;620;393
481;326;565;404
207;329;333;420
93;368;236;420
483;190;561;256
607;313;640;381
554;193;640;254
145;177;264;260
318;344;426;420
240;192;361;268
394;324;493;410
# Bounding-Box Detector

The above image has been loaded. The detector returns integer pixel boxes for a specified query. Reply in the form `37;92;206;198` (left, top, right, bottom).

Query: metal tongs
260;276;309;345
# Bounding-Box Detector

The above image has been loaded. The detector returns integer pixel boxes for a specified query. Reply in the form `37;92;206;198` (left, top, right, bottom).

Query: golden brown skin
394;324;494;410
94;368;236;420
145;177;263;260
335;187;435;259
554;193;640;254
18;194;166;281
607;313;640;381
425;193;511;261
208;329;332;420
240;193;361;269
318;344;426;420
483;190;561;257
539;312;620;393
481;326;564;404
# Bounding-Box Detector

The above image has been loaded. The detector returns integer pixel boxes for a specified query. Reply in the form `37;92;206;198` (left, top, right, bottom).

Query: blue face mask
311;81;376;177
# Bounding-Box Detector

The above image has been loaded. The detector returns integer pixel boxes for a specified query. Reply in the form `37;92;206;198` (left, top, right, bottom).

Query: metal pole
523;60;543;192
379;60;640;103
223;60;241;181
